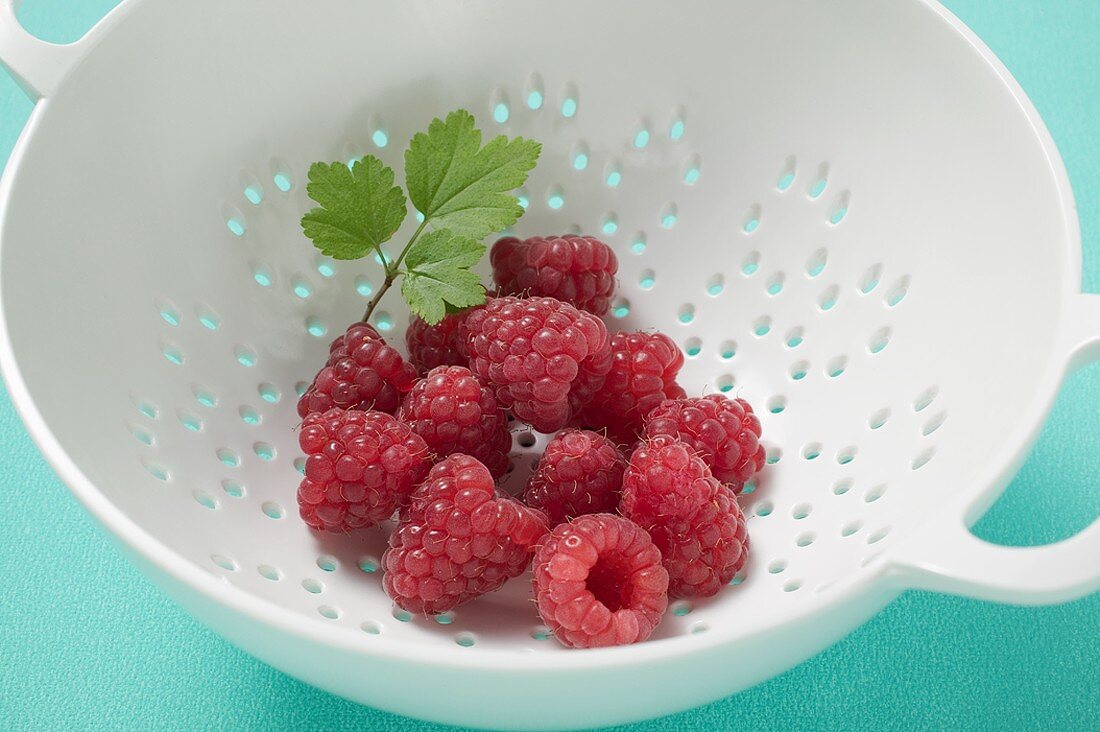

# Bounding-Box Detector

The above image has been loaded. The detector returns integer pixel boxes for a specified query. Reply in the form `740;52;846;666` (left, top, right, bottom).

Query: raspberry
404;307;476;376
532;514;668;648
490;235;618;316
383;454;549;615
397;366;511;478
464;296;612;433
524;430;626;525
297;409;430;532
620;435;717;519
644;394;765;492
578;331;687;445
404;288;505;375
621;436;749;598
659;486;748;598
297;322;418;417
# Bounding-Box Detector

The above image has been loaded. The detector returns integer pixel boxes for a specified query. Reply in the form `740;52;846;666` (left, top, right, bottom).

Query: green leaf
401;229;487;324
300;156;407;260
405;109;541;239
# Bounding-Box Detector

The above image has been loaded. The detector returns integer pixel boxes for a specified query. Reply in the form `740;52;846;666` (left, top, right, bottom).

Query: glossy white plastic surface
0;0;1097;728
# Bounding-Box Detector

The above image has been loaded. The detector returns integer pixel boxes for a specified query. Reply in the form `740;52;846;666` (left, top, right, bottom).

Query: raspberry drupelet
383;454;549;615
297;322;418;417
463;296;612;433
297;408;431;532
490;235;618;316
621;435;749;598
524;429;627;526
532;513;669;648
643;394;766;492
568;334;615;418
397;365;512;479
578;331;687;446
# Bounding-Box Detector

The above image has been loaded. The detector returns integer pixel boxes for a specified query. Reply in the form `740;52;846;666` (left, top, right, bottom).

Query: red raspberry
383;454;549;615
532;514;668;648
621;436;749;598
644;394;765;492
490;235;618;316
404;311;470;376
297;322;418;417
620;435;717;519
297;409;430;532
397;366;511;479
524;430;626;525
464;296;612;433
660;487;748;598
578;331;687;445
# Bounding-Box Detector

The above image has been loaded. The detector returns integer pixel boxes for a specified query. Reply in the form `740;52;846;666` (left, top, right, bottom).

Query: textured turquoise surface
1;1;1098;729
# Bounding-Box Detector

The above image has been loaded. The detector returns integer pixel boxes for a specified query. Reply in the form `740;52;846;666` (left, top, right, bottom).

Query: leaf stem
361;269;396;323
392;218;429;272
361;217;429;323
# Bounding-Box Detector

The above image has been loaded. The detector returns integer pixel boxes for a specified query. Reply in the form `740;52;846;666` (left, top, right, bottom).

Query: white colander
2;0;1099;728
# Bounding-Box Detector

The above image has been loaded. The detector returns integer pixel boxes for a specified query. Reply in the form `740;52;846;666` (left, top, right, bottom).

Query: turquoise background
1;1;1098;729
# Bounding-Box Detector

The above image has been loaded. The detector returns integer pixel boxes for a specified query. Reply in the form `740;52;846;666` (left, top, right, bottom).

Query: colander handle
892;293;1100;605
0;0;84;99
892;516;1100;605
